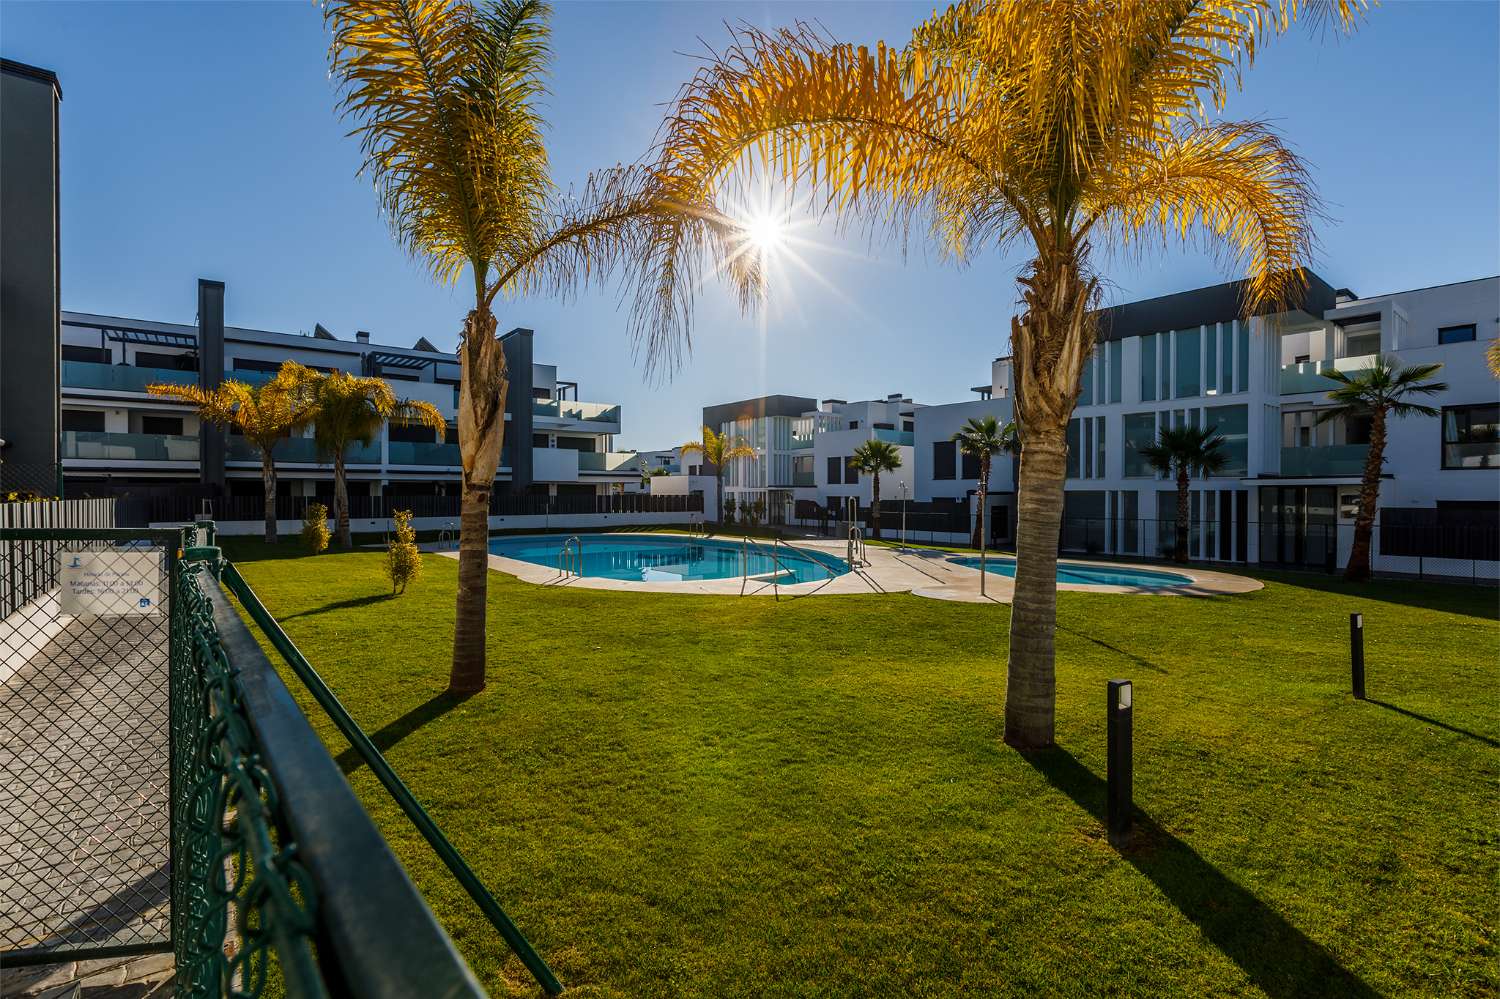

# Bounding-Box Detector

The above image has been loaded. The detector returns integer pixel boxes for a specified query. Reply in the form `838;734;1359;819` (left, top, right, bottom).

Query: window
1205;327;1218;392
390;423;437;443
1108;339;1123;403
1438;324;1477;344
1065;419;1081;479
62;344;110;363
1220;323;1233;394
848;420;859;430
1294;354;1310;364
141;415;184;436
532;433;550;448
62;409;105;432
827;455;842;483
1442;404;1500;469
902;420;914;432
846;457;860;485
1095;416;1106;478
933;441;956;480
1205;404;1248;477
1140;335;1157;402
1235;321;1250;393
232;358;281;373
1079;353;1093;406
1174;328;1200;398
961;450;980;481
1122;412;1157;477
136;350;196;371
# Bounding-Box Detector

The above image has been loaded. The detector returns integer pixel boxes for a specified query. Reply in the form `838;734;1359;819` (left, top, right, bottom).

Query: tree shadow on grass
1056;624;1169;674
1251;568;1499;620
1021;746;1379;999
278;593;393;622
1366;699;1499;748
337;690;475;776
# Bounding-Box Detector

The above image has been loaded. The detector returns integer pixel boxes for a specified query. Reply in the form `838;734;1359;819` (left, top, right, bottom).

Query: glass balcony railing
873;428;915;446
533;399;621;424
226;368;277;386
789;437;815;450
1279;361;1337;395
227;436;381;465
577;451;638;472
792;469;815;487
387;441;461;466
63;361;197;394
62;431;199;461
1280;444;1370;477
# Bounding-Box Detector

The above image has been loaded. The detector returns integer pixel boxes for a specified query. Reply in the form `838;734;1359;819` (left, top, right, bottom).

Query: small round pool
949;555;1193;588
488;533;849;583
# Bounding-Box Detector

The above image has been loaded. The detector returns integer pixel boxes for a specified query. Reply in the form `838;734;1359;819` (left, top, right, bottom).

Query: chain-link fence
0;459;62;499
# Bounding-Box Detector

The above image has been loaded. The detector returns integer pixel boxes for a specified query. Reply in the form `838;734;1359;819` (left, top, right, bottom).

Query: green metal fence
1;522;558;996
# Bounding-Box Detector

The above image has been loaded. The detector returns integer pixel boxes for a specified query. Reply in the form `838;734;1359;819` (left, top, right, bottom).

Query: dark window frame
932;440;956;480
1442;403;1500;470
1437;323;1477;345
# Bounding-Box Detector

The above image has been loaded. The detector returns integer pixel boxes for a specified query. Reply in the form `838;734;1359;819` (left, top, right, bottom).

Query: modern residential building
906;273;1499;571
911;355;1018;545
58;279;642;520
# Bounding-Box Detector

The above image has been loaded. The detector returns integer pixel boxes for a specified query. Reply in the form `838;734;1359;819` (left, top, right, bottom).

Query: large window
932;441;955;480
1205;404;1248;477
961;450;980;481
827;455;843;484
1443;404;1500;469
1122;412;1157;477
1140;335;1157;402
1438;324;1477;344
1174;328;1201;398
1108;339;1123;404
1066;419;1081;479
1235;321;1250;393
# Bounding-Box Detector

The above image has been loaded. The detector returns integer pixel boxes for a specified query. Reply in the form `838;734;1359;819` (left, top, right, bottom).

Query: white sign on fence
57;551;164;616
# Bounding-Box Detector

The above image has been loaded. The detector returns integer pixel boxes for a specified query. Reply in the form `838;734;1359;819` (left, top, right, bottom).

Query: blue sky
4;1;1497;449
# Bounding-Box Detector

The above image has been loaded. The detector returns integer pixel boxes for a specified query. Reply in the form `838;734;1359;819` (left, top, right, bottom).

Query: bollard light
1106;679;1133;847
1350;612;1365;700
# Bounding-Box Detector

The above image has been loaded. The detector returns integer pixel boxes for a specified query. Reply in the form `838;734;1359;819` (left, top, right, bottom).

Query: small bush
301;502;330;555
386;508;421;594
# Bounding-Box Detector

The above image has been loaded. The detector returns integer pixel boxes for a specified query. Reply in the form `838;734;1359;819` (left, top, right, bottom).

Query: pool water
488;534;849;583
949;555;1193;588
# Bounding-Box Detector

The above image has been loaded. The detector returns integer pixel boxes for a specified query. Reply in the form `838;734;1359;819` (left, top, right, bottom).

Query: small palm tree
148;363;319;544
654;1;1361;747
1318;357;1446;581
327;0;759;693
849;439;902;540
1140;426;1229;564
308;372;446;548
952;417;1017;551
680;426;756;527
639;466;668;490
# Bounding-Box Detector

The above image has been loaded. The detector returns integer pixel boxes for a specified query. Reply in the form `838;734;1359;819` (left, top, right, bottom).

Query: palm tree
651;1;1361;747
953;417;1017;551
849;439;902;539
327;0;759;693
1318;357;1446;582
148;363;320;544
680;427;756;527
307;372;445;548
1140;425;1229;564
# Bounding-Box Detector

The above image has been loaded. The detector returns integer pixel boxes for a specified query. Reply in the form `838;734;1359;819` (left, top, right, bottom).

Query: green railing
532;399;621;424
1279;444;1370;477
62;430;199;461
872;428;915;446
387;440;462;466
227;437;381;465
62;360;196;393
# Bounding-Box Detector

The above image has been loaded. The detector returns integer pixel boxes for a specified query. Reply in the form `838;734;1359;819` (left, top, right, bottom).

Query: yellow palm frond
148;362;320;451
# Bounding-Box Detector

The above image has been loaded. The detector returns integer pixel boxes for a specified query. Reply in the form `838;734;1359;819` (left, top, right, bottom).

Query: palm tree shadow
337;690;475;775
1021;746;1378;999
1056;624;1169;674
1366;699;1500;748
280;593;393;621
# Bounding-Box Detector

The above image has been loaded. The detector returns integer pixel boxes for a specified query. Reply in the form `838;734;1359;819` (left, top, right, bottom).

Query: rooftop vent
313;323;336;340
1334;288;1359;305
355;330;371;343
412;336;439;352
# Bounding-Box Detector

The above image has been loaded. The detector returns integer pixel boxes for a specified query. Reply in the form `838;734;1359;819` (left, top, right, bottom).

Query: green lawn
225;541;1498;998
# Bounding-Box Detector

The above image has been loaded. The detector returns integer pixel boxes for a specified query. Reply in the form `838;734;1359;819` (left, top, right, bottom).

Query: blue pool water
488;534;849;583
949;555;1193;588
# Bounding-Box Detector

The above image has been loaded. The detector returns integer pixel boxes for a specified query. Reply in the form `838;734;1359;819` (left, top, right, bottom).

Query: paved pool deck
430;534;1262;603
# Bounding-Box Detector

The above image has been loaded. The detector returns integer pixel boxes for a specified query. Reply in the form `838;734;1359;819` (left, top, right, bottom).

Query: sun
743;212;786;256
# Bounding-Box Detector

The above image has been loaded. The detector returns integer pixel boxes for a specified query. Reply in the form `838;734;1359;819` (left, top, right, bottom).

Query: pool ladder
559;535;582;577
847;526;866;569
740;535;791;599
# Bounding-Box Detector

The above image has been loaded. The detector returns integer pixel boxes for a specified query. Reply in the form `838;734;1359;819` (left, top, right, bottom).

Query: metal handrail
847;526;866;568
558;535;582;577
740;535;790;598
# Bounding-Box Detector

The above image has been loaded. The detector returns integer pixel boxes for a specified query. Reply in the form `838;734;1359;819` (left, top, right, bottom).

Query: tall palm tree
680;426;756;527
307;372;446;548
327;0;759;693
849;438;902;539
953;416;1017;551
651;1;1361;747
1318;357;1446;582
1140;425;1228;564
148;363;320;544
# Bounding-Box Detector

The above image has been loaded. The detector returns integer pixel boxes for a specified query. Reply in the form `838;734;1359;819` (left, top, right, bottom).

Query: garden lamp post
898;479;908;550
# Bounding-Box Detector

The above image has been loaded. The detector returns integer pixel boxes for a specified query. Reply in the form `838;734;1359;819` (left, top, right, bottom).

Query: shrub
301;502;330;555
385;508;421;594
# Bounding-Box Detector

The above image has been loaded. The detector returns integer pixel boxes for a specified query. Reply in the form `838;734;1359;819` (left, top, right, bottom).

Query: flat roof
1;58;62;98
1096;271;1339;342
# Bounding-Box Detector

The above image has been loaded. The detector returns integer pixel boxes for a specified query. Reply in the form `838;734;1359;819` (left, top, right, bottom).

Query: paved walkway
436;533;1262;601
0;613;171;964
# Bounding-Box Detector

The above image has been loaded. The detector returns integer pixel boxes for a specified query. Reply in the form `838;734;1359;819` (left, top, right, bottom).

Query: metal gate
0;527;181;966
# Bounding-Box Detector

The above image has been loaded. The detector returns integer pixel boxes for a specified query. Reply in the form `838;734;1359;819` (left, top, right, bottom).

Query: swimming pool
488;534;849;583
949;555;1193;588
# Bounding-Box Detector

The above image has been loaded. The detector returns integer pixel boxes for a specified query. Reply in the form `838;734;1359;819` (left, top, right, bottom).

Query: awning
104;327;197;349
369;351;431;370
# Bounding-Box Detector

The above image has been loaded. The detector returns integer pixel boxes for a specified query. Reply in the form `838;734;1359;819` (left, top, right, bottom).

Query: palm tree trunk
1175;468;1190;564
1345;409;1386;582
1006;425;1067;748
261;448;277;545
870;472;881;539
715;466;724;527
450;481;492;691
334;451;351;548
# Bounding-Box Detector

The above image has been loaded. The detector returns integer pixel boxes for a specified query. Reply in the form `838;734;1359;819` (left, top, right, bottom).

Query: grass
223;539;1498;998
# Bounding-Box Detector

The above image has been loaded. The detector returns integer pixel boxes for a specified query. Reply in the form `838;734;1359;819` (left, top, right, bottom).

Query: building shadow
1366;699;1499;748
1021;746;1379;999
336;690;475;776
278;593;393;622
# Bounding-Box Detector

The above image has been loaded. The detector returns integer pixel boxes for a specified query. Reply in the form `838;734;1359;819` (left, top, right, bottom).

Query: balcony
1279;361;1337;395
533;398;621;429
873;428;915;446
226;368;277;386
792;469;815;487
63;361;196;394
1280;444;1370;477
578;451;639;473
62;431;198;462
387;441;461;466
228;436;381;465
790;437;815;450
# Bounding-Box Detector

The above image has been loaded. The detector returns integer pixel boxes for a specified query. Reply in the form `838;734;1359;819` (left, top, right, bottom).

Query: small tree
680;426;756;525
952;416;1018;551
302;502;330;555
849;439;902;540
1140;426;1229;564
722;495;737;526
386;509;422;595
1319;357;1446;581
